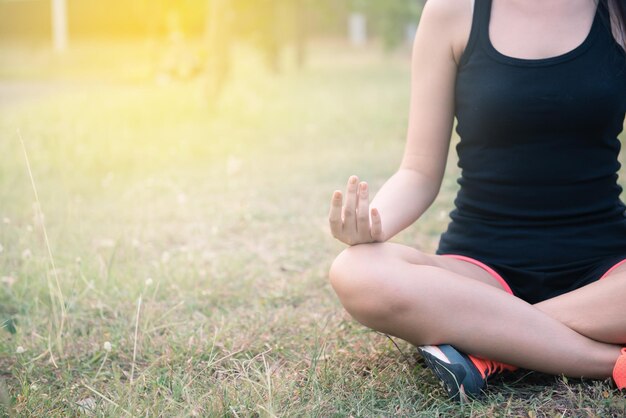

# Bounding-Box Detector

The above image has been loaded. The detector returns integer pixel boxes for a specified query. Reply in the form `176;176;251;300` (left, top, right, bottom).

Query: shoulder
419;0;474;65
421;0;471;21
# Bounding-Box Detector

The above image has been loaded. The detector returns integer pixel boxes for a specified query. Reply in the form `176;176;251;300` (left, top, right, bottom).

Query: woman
328;0;626;402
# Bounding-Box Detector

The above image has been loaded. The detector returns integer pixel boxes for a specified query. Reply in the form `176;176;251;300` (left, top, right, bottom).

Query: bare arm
329;0;470;245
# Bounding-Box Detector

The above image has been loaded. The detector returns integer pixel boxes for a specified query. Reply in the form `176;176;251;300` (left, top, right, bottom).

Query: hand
328;175;384;245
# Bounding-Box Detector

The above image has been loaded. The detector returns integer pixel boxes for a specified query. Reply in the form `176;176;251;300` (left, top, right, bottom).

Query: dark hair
604;0;626;48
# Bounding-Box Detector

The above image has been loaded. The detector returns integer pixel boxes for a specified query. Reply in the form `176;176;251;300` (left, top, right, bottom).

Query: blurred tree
1;0;425;52
204;0;233;103
362;0;423;50
203;0;315;104
200;0;425;104
52;0;68;51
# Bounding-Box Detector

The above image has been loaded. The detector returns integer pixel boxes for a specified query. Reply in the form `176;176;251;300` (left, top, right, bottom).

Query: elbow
397;166;443;201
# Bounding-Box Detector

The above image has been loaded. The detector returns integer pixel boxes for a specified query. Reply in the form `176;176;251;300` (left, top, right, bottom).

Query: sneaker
614;348;626;390
418;344;517;402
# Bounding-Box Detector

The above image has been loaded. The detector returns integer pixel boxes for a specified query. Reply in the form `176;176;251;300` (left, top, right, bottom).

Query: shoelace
484;360;506;377
614;348;626;390
469;355;518;379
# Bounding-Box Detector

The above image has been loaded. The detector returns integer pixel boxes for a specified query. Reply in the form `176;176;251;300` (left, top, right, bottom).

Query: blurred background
0;1;480;415
1;0;424;93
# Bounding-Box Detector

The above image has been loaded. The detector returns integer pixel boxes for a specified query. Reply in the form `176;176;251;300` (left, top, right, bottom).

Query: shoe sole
418;345;469;402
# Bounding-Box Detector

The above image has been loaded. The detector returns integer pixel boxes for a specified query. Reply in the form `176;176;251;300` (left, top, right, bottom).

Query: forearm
370;168;440;241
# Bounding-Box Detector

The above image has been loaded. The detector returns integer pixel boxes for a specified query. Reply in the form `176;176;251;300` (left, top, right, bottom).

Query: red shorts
440;253;626;303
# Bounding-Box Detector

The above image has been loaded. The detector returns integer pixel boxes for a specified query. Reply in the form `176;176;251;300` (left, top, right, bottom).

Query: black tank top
437;0;626;271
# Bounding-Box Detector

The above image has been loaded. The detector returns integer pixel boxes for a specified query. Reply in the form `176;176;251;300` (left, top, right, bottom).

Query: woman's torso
436;0;626;270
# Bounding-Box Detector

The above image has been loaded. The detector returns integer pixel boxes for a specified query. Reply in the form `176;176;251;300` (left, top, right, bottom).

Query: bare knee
329;243;397;300
329;243;429;328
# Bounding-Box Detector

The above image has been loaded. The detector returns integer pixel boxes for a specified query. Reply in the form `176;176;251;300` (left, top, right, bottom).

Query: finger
328;190;343;237
370;208;384;242
356;182;371;240
342;175;359;235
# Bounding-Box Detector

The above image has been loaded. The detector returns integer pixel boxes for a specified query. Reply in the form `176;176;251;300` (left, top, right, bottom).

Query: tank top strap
588;0;626;60
596;0;624;47
475;0;494;45
596;0;611;31
475;0;493;35
459;0;493;67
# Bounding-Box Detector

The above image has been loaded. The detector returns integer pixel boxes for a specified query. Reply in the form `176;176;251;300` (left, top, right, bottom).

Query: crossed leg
329;242;624;379
536;263;626;344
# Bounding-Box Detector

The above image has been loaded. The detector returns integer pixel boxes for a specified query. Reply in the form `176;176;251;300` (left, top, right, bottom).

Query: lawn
1;40;625;417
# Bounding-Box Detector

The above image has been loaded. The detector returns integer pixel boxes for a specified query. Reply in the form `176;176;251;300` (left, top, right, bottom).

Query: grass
1;39;626;417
